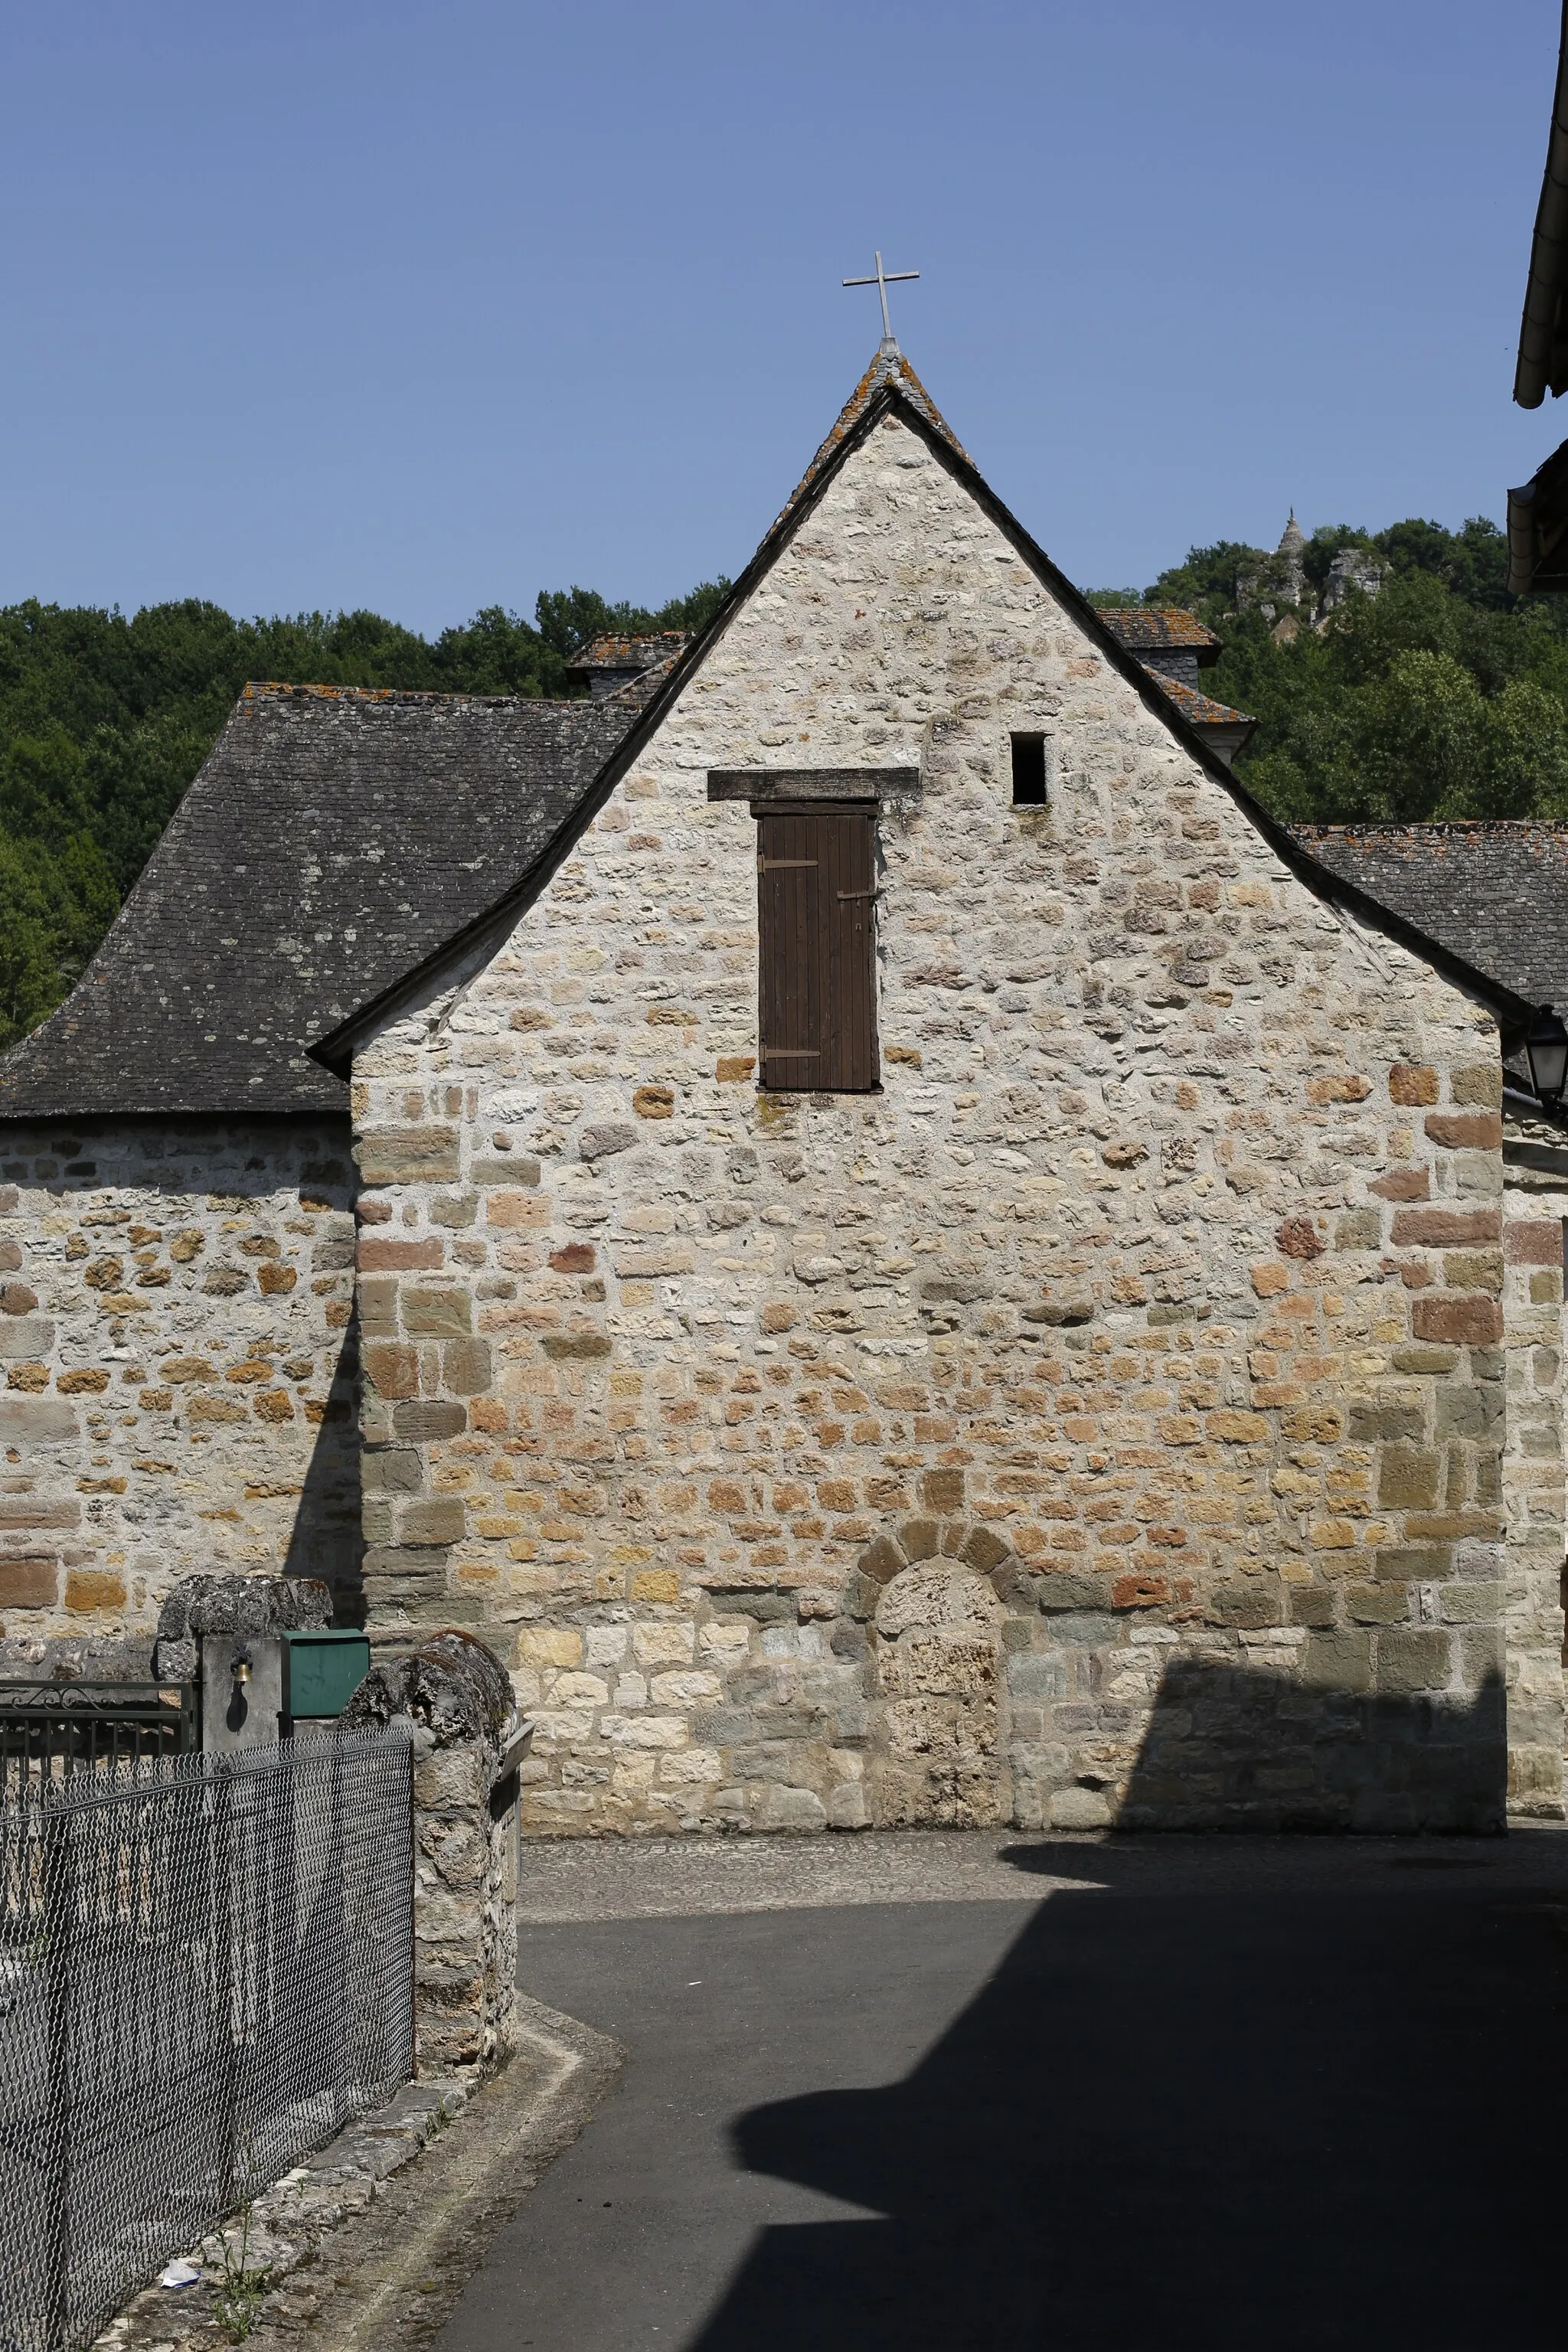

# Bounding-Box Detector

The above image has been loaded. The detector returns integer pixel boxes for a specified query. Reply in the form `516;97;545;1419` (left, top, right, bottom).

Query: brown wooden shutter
757;808;878;1091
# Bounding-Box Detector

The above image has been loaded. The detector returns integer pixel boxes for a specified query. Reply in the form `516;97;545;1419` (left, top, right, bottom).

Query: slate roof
773;337;968;531
0;678;652;1120
1093;609;1221;665
1148;675;1257;740
1289;822;1568;1009
566;632;690;680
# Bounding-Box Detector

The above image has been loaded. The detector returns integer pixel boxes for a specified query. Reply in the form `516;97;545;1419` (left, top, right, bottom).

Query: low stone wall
344;1628;520;2076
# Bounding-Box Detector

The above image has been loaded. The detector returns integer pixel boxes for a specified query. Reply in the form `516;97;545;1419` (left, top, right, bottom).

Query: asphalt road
435;1830;1568;2352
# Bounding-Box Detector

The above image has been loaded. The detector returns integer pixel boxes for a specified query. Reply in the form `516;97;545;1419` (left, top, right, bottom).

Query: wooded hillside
0;581;727;1049
1091;514;1568;831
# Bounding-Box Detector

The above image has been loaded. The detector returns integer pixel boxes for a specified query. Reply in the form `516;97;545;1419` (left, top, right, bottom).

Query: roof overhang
1508;433;1568;593
310;380;1538;1076
1517;2;1568;409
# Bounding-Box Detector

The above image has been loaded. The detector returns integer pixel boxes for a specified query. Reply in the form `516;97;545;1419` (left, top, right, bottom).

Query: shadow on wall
688;1834;1568;2352
281;1301;363;1626
1103;1655;1508;1835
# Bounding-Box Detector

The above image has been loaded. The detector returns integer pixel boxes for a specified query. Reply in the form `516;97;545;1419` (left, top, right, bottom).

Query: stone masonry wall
351;411;1524;1832
1501;1138;1568;1816
0;1116;361;1658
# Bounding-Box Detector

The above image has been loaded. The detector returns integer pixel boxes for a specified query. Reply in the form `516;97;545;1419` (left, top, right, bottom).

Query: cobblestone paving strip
514;1822;1568;1920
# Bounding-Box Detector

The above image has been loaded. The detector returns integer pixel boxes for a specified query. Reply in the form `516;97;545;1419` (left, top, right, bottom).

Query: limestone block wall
351;410;1517;1832
0;1116;361;1658
1501;1144;1568;1816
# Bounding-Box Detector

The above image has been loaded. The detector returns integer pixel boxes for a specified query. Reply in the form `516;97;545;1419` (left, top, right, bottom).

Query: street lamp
1525;1003;1568;1107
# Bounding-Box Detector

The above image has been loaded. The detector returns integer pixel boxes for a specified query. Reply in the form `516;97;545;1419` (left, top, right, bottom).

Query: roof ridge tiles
241;681;586;710
1297;818;1568;836
773;341;968;531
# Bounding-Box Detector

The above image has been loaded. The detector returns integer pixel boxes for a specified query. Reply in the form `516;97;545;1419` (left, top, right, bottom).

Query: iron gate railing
0;1729;415;2352
0;1681;198;1799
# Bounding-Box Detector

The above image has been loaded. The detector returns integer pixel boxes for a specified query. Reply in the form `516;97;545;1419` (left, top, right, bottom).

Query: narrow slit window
1011;734;1047;805
756;807;879;1092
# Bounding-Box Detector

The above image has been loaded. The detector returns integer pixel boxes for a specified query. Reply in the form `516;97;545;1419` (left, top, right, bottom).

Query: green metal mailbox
280;1630;371;1726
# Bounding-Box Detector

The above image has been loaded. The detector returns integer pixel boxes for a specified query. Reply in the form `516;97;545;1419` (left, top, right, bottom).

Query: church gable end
345;381;1550;1834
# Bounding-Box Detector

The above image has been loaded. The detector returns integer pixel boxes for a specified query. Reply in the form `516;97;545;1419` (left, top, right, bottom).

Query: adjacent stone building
0;681;664;1661
1;341;1562;1832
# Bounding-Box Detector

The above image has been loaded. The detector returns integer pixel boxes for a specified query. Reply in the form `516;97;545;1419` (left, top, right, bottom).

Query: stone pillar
341;1628;521;2078
151;1571;333;1684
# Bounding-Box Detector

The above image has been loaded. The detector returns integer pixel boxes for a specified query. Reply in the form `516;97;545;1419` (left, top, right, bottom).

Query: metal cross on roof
841;250;919;345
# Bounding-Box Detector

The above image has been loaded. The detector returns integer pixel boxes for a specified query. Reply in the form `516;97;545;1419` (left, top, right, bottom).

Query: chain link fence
0;1728;415;2352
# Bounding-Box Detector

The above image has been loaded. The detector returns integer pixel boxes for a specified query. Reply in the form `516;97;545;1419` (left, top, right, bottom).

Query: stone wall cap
342;1628;515;1752
155;1573;334;1644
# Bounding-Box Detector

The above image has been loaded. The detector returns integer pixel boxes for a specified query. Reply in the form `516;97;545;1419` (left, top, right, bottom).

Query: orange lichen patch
1096;609;1221;654
1145;674;1257;730
243;681;487;708
773;344;969;529
570;633;689;670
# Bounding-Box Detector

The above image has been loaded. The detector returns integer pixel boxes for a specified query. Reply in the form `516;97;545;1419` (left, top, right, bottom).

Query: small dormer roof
564;632;691;686
1095;609;1223;668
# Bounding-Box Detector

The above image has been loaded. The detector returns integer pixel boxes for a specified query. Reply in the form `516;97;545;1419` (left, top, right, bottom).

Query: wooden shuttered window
756;807;879;1091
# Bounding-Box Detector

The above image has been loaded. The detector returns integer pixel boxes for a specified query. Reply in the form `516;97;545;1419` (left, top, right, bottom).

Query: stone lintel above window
707;766;920;805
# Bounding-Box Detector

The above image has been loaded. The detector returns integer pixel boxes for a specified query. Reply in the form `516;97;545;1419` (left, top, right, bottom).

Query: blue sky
1;0;1562;633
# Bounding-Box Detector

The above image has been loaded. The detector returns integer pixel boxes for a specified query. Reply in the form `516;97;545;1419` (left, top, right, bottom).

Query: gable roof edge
310;383;1537;1073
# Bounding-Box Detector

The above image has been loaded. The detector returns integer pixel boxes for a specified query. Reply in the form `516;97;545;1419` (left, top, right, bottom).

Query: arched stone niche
851;1518;1027;1829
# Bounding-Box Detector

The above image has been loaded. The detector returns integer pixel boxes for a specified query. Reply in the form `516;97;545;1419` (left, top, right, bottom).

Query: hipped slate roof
1144;674;1258;741
1291;823;1568;1008
0;680;652;1119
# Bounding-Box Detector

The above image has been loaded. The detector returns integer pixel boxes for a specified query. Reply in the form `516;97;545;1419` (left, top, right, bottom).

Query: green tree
0;576;730;1044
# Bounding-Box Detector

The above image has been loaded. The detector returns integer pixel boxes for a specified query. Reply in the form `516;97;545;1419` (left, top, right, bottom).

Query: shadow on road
689;1839;1568;2350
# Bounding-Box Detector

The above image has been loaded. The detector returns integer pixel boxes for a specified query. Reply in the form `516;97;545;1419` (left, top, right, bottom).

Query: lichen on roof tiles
0;679;654;1119
1096;608;1222;658
566;632;691;675
773;341;968;531
1148;673;1256;729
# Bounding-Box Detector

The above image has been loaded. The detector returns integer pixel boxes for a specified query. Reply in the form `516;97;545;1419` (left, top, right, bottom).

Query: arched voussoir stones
848;1518;1024;1622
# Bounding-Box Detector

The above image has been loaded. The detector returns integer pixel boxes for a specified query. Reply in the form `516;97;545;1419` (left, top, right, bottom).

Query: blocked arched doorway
857;1519;1021;1828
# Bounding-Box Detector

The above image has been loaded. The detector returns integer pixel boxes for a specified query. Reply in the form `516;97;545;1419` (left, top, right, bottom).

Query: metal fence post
211;1756;238;2216
41;1799;74;2352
